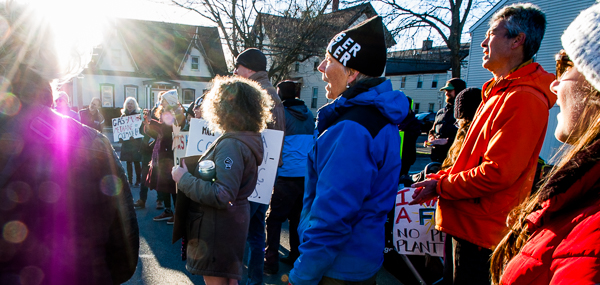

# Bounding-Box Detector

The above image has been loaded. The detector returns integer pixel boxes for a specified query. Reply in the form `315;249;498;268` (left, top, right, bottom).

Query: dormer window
191;56;199;70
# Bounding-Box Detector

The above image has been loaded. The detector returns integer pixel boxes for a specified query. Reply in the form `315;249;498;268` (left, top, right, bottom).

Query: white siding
180;47;212;77
289;55;325;116
98;32;136;73
466;0;596;161
74;75;210;110
388;73;445;113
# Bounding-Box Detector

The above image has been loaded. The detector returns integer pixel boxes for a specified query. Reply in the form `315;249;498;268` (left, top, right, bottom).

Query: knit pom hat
161;90;179;106
562;3;600;92
326;16;387;77
454;88;482;121
235;48;267;72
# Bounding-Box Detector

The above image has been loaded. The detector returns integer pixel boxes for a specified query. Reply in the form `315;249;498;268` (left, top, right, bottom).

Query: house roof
469;0;509;33
92;18;228;77
255;3;396;59
386;43;470;75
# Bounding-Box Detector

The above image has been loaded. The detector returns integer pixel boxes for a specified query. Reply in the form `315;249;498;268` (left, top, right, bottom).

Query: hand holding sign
172;158;187;183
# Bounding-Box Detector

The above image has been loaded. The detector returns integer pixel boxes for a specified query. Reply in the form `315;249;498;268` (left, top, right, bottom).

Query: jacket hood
284;99;310;121
316;78;409;133
483;62;557;109
221;131;264;166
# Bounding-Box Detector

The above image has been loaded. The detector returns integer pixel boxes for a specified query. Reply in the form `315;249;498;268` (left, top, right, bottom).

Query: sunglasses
555;50;574;81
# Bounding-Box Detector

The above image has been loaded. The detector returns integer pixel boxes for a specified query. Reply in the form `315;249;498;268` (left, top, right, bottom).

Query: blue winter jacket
279;99;316;177
289;78;409;284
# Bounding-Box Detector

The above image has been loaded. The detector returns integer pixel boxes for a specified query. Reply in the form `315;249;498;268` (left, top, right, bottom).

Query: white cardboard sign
185;118;220;156
112;114;144;142
393;187;445;257
248;129;283;205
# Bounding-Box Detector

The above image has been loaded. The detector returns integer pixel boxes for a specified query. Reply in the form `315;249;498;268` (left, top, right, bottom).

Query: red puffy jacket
500;142;600;284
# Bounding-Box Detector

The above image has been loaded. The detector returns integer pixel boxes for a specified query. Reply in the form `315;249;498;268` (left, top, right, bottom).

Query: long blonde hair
121;97;140;115
490;71;600;285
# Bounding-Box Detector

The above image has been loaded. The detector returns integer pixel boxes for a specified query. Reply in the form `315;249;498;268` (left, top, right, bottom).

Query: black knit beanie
235;48;267;72
326;16;387;77
454;87;482;121
277;80;297;101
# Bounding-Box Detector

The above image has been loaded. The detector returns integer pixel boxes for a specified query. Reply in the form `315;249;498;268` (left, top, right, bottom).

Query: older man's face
481;20;514;72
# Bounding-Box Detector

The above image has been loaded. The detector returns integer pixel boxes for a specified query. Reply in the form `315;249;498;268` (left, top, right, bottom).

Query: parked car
415;112;436;134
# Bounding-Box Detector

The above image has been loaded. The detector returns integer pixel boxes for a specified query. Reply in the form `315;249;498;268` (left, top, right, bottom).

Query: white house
62;18;228;116
466;0;596;161
386;41;470;114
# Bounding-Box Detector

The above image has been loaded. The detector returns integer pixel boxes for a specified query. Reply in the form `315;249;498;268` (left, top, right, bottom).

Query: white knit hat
161;89;179;106
562;3;600;92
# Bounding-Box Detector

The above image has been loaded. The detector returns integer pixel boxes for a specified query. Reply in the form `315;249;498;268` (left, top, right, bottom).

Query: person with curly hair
171;75;273;285
490;4;600;284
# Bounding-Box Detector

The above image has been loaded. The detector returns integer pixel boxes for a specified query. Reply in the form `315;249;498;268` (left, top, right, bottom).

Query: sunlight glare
26;0;108;73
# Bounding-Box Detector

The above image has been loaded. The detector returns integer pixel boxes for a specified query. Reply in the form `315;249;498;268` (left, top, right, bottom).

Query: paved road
114;134;434;285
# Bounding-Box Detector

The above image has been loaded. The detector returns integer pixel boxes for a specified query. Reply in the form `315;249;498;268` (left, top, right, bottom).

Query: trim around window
124;85;138;102
100;83;115;108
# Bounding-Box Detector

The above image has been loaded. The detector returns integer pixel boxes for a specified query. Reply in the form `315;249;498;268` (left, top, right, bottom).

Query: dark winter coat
119;110;142;162
248;71;285;167
175;132;264;279
249;71;285;133
500;139;600;284
0;104;139;285
429;104;457;162
79;108;104;133
145;115;176;194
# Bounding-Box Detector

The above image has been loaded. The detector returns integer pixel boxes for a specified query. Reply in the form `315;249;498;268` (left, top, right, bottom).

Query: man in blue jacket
264;80;315;275
289;16;409;285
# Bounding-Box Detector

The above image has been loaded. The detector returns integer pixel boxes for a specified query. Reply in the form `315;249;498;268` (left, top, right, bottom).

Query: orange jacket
434;62;557;249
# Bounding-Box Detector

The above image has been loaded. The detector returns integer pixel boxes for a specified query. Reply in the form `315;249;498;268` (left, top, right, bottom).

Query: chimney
332;0;339;12
422;39;433;51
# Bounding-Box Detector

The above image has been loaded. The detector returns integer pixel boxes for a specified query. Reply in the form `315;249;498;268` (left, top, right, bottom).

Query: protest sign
173;131;189;166
112;114;143;142
248;129;283;205
185;118;220;156
393;187;445;257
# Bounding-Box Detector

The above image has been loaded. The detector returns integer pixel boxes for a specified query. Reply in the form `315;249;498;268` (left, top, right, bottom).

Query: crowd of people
2;1;600;285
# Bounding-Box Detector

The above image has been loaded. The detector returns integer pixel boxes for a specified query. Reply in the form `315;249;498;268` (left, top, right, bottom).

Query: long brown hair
490;54;600;284
441;119;472;170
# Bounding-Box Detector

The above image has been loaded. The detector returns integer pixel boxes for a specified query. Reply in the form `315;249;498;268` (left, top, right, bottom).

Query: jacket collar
482;62;542;99
527;138;600;230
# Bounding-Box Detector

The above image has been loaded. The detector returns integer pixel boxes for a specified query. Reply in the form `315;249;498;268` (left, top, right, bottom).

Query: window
431;75;438;88
124;85;138;102
111;49;121;66
191;56;199;70
400;76;406;88
295;62;300;72
314;61;319;71
183;89;195;104
417;76;423;89
428;103;435;112
414;103;420;114
100;84;114;107
311;87;318;108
